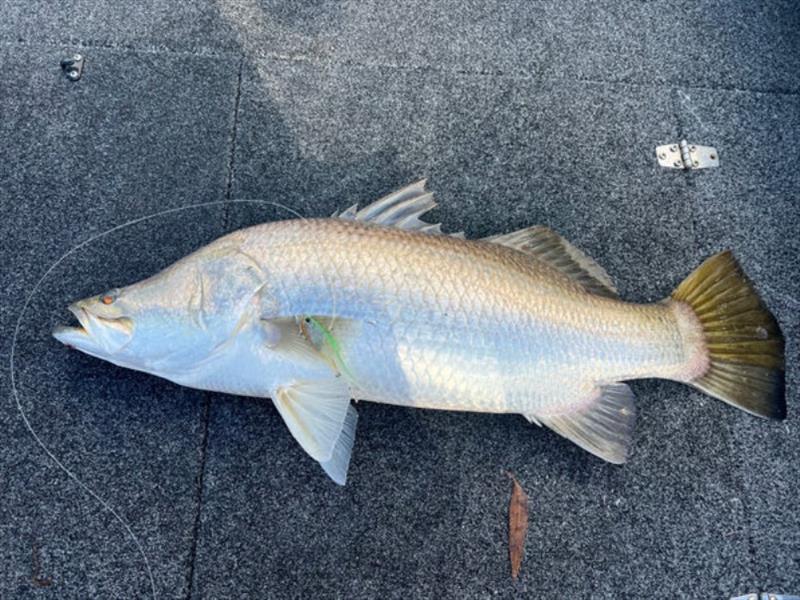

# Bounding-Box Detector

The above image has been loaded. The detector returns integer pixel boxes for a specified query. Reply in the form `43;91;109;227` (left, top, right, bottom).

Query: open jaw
53;304;133;355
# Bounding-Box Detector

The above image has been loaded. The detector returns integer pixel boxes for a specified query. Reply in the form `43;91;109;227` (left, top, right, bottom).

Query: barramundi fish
54;181;786;484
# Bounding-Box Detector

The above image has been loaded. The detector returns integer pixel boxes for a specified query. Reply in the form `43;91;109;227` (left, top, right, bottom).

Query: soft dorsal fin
332;179;444;235
485;226;618;298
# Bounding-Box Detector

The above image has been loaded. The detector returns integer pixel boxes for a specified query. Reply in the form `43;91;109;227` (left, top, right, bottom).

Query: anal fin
530;383;636;464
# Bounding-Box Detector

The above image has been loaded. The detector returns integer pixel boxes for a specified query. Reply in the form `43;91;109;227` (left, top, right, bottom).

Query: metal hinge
730;594;800;600
60;53;85;81
656;139;719;170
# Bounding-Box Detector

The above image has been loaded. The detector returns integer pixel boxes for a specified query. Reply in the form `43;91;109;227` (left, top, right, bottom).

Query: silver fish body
211;218;699;414
54;181;786;484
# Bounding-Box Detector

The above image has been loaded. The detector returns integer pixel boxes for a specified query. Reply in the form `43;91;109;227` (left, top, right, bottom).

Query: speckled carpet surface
1;2;798;598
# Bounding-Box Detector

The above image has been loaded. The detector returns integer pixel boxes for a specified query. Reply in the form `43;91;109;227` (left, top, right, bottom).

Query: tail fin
672;251;785;419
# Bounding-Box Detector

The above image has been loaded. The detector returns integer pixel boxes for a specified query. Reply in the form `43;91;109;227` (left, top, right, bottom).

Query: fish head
53;244;265;376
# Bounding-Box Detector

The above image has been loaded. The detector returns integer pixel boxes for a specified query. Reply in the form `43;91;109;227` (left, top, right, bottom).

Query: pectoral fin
273;378;358;485
260;316;361;379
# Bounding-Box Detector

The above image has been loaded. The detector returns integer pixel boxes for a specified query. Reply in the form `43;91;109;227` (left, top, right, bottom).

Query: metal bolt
673;160;682;168
68;70;80;80
72;54;82;62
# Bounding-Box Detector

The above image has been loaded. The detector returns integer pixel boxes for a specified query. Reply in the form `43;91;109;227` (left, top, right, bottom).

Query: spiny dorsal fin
485;226;618;298
332;180;444;235
531;383;636;464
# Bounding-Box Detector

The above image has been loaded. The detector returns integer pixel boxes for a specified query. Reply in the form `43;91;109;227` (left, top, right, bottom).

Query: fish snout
53;300;133;354
53;303;92;349
69;300;90;328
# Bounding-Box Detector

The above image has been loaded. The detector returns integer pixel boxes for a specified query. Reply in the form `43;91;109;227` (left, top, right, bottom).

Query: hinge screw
693;160;699;167
690;145;697;152
658;152;666;160
673;161;682;168
72;54;83;62
670;145;678;152
68;70;80;80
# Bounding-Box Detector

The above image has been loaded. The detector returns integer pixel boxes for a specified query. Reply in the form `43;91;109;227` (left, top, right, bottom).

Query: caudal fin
672;251;786;419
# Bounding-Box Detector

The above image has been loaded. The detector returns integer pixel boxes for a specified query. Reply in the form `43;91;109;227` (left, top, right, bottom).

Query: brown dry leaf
507;472;529;580
31;541;52;588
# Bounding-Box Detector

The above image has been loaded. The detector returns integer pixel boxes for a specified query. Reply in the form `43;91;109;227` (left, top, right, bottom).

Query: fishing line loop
10;198;308;600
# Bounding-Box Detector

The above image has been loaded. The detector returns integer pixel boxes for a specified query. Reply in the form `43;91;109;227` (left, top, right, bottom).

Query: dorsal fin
332;180;444;235
485;226;618;298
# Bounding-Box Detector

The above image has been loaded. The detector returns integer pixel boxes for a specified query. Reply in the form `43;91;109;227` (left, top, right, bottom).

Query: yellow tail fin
672;251;786;419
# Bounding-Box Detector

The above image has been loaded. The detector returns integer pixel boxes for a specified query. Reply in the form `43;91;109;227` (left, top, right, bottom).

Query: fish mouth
53;304;133;353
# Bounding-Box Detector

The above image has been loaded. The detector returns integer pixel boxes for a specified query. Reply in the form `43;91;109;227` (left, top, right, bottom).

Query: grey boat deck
1;2;798;598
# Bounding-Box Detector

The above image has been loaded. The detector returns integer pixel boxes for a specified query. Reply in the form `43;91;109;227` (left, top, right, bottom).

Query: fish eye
101;293;116;305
